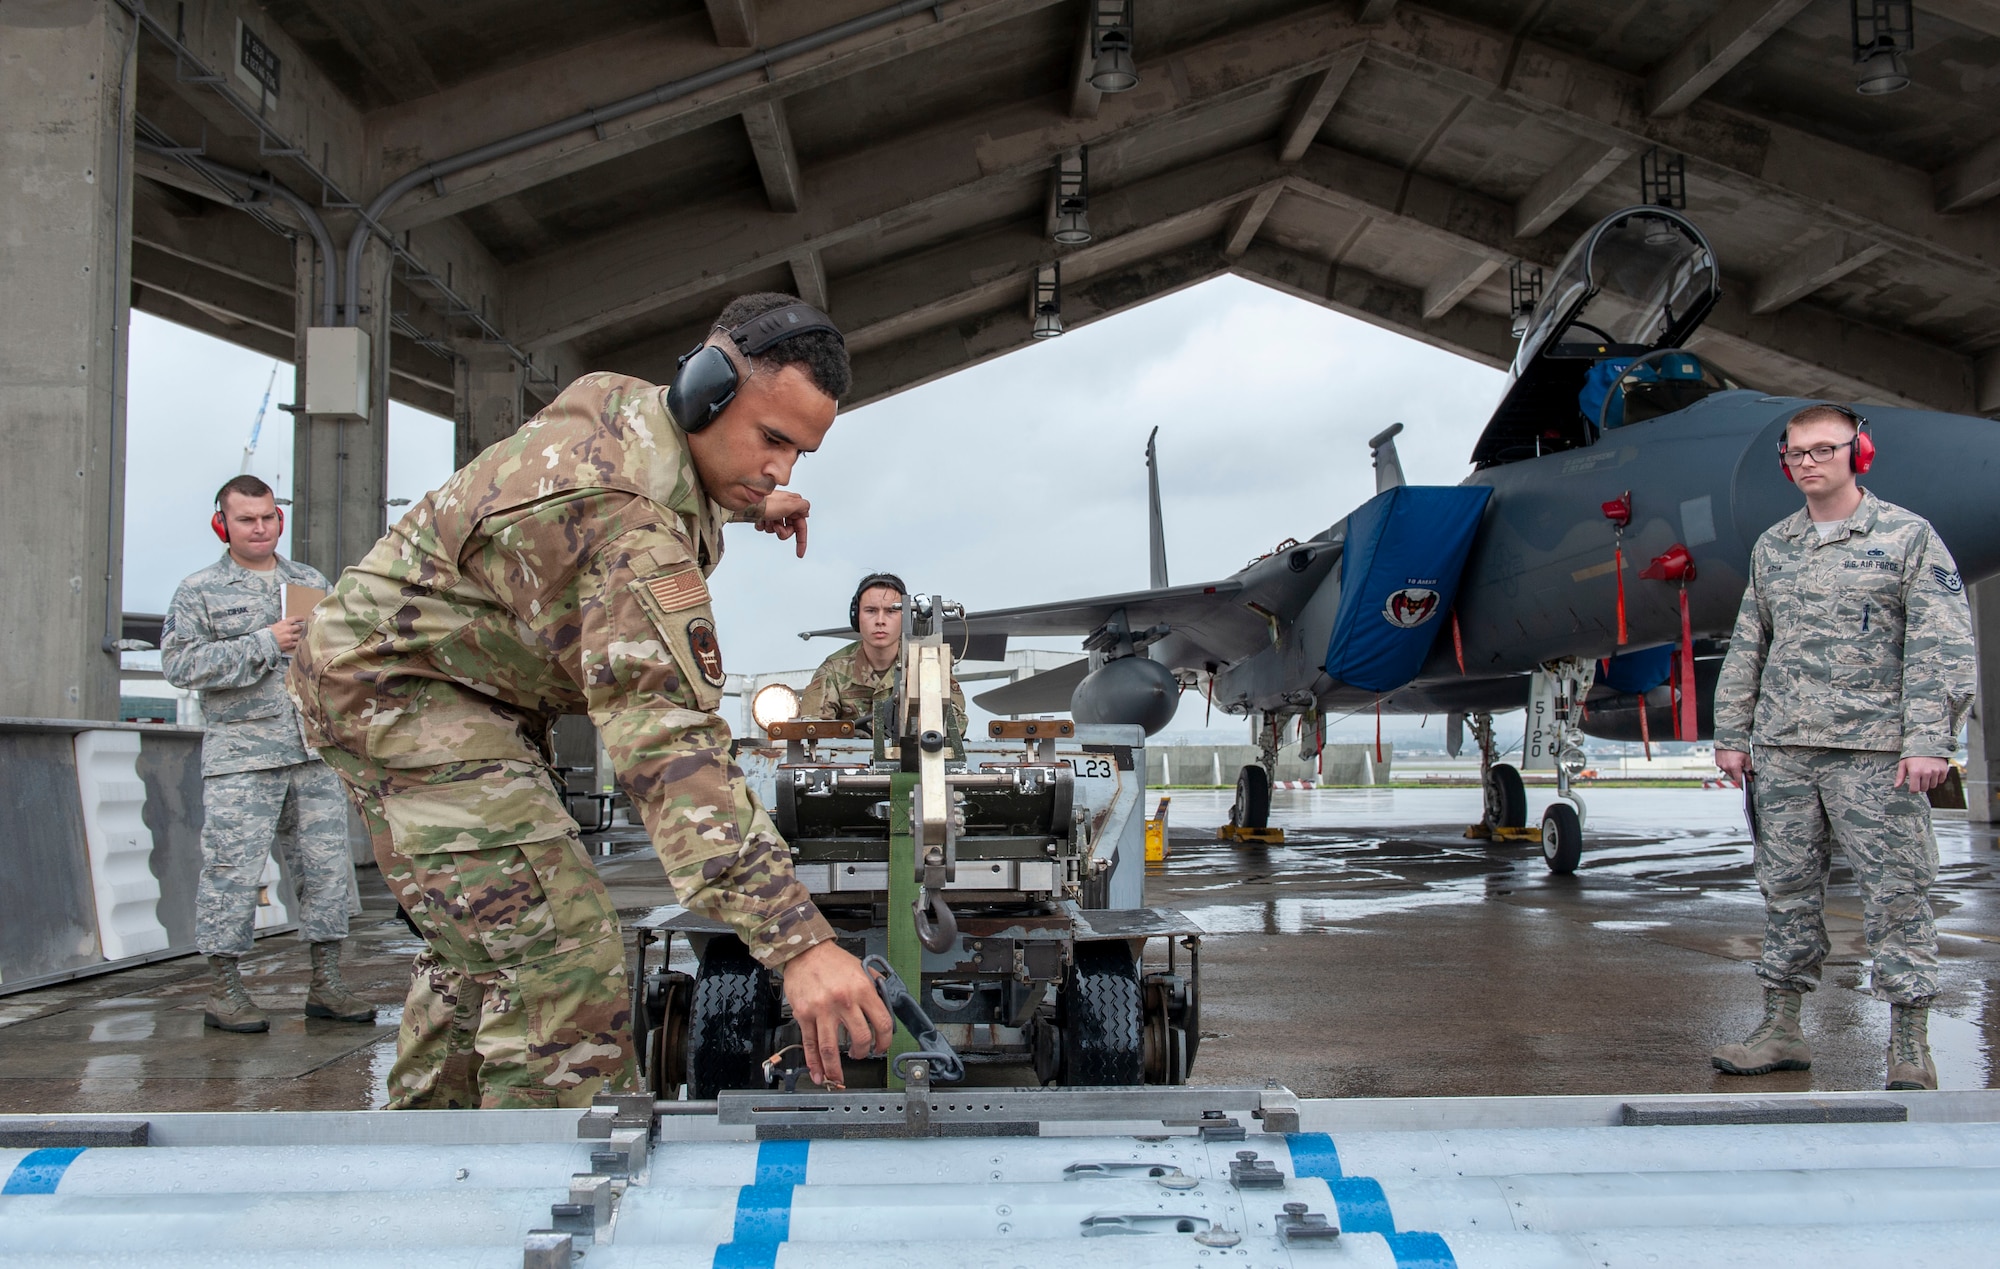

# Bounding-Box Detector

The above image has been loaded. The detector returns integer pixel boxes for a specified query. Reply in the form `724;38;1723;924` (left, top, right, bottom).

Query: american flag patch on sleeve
646;568;710;612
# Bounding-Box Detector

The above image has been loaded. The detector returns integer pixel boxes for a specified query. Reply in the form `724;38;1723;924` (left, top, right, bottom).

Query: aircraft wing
800;579;1257;647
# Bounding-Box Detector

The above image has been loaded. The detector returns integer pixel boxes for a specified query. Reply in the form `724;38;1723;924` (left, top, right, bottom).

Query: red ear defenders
666;301;842;433
212;504;283;543
1778;404;1874;483
850;572;907;632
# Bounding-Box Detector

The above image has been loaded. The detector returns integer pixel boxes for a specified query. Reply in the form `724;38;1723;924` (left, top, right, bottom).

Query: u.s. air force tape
646;568;710;612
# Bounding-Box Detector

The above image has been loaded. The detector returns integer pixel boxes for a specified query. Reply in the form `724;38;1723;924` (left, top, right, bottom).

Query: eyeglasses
1780;440;1855;466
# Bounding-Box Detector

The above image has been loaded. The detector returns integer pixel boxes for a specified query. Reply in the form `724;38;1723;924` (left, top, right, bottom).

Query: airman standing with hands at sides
289;293;891;1109
162;475;376;1034
1711;404;1974;1090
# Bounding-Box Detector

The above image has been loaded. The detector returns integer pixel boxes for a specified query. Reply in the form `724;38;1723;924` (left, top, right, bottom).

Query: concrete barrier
0;720;299;995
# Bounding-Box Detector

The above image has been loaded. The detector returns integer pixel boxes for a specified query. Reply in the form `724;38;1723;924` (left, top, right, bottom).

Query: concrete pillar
1965;579;2000;824
291;239;391;577
0;1;137;720
454;343;524;467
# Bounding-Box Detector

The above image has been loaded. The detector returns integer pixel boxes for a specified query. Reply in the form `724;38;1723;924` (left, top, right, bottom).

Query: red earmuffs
213;505;283;543
1779;405;1874;483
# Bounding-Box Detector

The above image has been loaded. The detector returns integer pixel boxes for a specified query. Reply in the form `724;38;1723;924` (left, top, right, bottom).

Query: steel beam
742;98;803;213
1749;233;1893;315
706;0;759;47
1512;139;1632;238
1642;0;1813;118
367;0;1066;229
1276;48;1363;163
1937;133;2000;214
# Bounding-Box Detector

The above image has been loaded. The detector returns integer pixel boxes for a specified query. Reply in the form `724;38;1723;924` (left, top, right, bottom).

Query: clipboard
284;584;327;622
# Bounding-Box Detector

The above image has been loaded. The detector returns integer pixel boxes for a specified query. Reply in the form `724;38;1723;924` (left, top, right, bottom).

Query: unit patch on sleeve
645;568;711;612
685;617;726;687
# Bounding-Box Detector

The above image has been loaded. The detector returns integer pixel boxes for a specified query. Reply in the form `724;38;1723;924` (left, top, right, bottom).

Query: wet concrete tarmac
1;788;1994;1111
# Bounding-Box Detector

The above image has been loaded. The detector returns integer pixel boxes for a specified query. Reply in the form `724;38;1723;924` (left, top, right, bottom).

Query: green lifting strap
885;769;921;1090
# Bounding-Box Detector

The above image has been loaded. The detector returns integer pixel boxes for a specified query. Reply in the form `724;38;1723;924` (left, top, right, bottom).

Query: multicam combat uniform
162;554;354;957
1714;490;1975;1004
288;372;835;1109
799;640;968;735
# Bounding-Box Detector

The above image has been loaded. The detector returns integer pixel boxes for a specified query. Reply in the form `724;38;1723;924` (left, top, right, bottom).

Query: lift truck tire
686;936;778;1098
1486;762;1527;829
644;970;694;1099
1230;764;1272;831
1060;942;1145;1086
1541;801;1584;874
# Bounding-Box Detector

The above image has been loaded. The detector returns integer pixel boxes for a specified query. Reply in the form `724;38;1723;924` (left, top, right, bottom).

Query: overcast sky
125;275;1510;742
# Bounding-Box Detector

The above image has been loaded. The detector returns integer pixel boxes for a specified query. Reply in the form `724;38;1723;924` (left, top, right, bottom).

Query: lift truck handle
863;954;965;1083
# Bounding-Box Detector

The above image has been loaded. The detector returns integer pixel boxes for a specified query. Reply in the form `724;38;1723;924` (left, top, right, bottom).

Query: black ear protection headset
1778;403;1875;484
666;301;842;433
849;572;907;632
212;492;283;544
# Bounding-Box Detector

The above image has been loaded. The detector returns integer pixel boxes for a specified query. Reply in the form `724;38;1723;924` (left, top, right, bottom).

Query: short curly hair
716;291;851;402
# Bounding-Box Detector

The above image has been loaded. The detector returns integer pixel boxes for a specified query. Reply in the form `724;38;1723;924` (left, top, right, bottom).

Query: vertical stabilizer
1369;423;1407;494
1145;426;1169;588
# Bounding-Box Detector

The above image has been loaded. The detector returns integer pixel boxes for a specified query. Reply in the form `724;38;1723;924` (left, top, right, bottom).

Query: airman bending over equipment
162;475;375;1033
289;293;892;1109
800;572;967;735
1712;404;1974;1091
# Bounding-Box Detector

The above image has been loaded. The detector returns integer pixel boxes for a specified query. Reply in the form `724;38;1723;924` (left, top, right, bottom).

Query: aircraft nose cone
1735;404;2000;585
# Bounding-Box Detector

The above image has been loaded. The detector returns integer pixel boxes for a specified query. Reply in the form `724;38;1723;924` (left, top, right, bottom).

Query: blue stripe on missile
712;1140;808;1268
3;1147;85;1195
1288;1133;1457;1268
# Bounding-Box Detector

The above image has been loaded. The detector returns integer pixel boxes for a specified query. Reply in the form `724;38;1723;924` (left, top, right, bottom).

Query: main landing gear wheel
686;935;779;1098
1230;765;1272;831
1485;762;1527;830
1060;942;1144;1086
1541;801;1583;874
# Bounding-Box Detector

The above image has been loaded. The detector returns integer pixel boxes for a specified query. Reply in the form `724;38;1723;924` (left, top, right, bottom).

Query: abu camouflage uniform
162;554;355;958
1714;491;1975;1004
289;372;835;1109
800;640;968;735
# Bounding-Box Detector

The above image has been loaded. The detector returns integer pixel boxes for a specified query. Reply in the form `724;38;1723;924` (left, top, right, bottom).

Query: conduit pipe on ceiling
340;0;949;326
133;142;339;327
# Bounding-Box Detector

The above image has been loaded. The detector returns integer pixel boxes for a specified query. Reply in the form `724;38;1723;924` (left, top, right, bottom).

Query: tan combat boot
203;955;269;1033
305;941;378;1023
1711;987;1812;1075
1886;1003;1938;1091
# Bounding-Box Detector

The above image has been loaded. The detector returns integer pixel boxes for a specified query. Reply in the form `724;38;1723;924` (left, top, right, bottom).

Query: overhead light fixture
1088;1;1138;93
751;682;801;733
1853;0;1914;95
1031;263;1064;338
1509;261;1542;340
1052;147;1091;245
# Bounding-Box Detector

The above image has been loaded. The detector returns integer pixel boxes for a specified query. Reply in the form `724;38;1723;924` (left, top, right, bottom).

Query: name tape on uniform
646;569;710;613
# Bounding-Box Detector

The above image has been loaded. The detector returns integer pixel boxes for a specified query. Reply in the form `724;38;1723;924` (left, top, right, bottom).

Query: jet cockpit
1471;207;1731;468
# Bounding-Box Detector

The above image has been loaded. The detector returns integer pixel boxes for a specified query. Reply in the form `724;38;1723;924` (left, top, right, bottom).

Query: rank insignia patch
1932;565;1964;593
646;568;710;612
686;617;725;686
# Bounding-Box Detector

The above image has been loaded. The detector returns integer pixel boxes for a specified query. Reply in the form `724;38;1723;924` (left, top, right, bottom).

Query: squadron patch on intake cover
685;617;725;687
646;568;710;612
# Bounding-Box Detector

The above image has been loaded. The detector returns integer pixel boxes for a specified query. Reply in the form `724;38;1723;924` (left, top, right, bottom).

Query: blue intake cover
1323;485;1493;693
1599;643;1674;694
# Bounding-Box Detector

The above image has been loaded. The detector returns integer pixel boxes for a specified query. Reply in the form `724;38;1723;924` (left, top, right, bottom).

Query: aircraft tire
1542;801;1583;874
686;936;778;1098
1486;762;1527;829
1231;764;1272;830
1061;942;1144;1086
645;970;694;1099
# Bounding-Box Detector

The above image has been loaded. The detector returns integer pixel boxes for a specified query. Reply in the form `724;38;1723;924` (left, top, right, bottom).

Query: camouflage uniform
800;640;967;734
1714;491;1975;1004
162;554;353;957
288;372;835;1109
